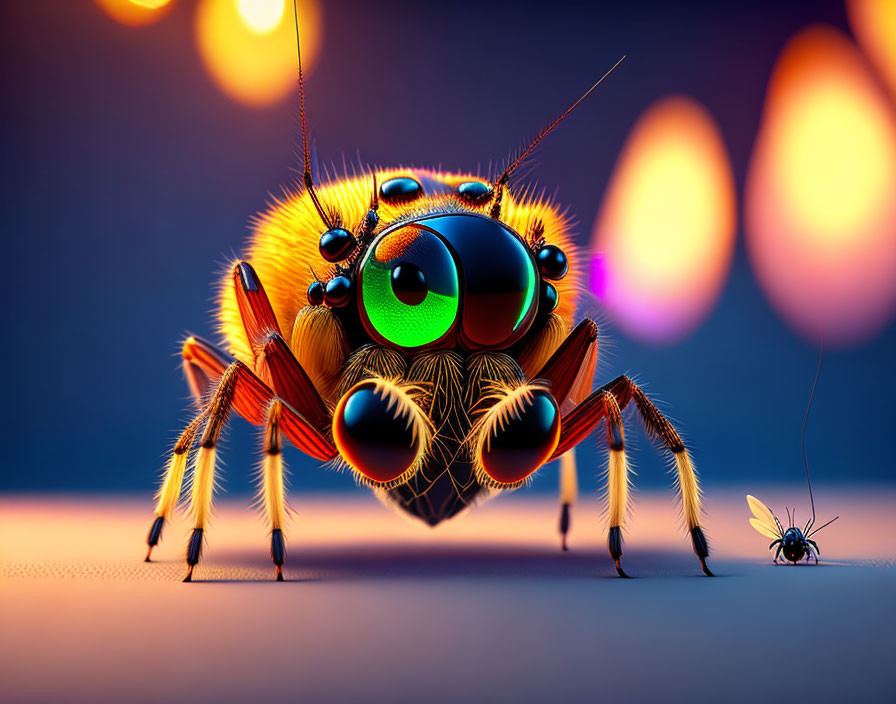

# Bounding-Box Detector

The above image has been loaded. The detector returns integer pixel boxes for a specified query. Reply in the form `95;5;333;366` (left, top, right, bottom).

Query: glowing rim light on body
590;96;737;344
195;0;321;107
514;256;537;331
93;0;174;26
744;25;896;345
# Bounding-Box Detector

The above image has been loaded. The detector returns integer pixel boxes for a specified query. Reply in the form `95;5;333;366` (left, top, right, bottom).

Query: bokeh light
745;25;896;345
93;0;174;27
195;0;321;108
590;96;736;344
846;0;896;97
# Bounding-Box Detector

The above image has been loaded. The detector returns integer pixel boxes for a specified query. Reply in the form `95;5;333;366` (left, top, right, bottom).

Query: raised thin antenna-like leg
489;56;626;219
292;0;332;229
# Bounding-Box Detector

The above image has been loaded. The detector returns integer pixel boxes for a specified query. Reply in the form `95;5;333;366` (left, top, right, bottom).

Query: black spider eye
307;281;324;306
536;245;568;280
380;177;421;203
325;275;352;307
319;228;356;262
457;181;491;204
390;262;427;305
541;281;558;312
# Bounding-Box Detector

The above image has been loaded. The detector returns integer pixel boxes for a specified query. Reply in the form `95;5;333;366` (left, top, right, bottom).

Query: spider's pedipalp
532;319;598;408
255;332;331;434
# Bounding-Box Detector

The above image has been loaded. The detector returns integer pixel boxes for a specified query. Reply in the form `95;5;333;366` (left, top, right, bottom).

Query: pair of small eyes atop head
379;177;492;205
307;262;427;308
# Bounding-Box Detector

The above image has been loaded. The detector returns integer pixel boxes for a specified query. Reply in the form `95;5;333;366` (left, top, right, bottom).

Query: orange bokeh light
93;0;174;27
745;25;896;345
195;0;321;108
846;0;896;98
590;96;737;344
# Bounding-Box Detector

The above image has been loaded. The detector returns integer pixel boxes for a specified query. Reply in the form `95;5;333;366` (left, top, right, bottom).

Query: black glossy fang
479;388;559;485
380;177;421;203
334;380;419;484
324;275;352;307
536;244;568;280
457;181;492;204
307;281;325;306
319;228;356;262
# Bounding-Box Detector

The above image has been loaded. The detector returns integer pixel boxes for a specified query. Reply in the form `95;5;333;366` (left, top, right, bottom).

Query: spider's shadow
199;543;710;582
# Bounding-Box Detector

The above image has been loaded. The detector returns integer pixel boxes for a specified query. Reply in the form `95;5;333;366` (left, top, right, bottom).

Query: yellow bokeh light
93;0;174;27
591;96;736;343
745;25;896;345
846;0;896;97
195;0;321;108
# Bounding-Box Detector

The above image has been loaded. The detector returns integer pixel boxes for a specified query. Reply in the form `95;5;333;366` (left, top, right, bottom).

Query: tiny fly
747;347;838;564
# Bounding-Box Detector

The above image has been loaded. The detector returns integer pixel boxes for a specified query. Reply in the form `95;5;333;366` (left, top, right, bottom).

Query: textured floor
1;486;894;703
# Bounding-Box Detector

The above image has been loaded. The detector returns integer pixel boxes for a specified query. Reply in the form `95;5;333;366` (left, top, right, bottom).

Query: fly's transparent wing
746;495;783;539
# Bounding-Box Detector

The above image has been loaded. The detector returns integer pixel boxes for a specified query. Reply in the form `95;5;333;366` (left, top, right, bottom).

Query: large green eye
360;226;460;348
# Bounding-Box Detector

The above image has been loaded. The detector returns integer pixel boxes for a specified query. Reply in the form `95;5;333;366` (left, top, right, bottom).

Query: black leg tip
615;559;630;578
271;528;286;566
559;502;571;538
146;515;165;556
608;526;623;558
700;558;715;577
182;567;194;583
187;528;204;566
690;526;710;557
276;570;284;582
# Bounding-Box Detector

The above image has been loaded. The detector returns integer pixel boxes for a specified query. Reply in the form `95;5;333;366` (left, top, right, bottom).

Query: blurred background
1;0;894;495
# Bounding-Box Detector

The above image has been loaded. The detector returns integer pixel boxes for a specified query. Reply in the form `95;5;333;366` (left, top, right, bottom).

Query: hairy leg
550;375;712;577
145;411;208;561
260;401;288;581
183;364;238;582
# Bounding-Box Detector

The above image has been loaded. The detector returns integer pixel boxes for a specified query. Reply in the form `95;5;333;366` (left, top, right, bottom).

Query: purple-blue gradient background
1;0;893;492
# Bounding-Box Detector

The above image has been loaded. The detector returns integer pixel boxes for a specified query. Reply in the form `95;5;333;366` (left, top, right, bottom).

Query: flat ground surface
2;486;894;704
